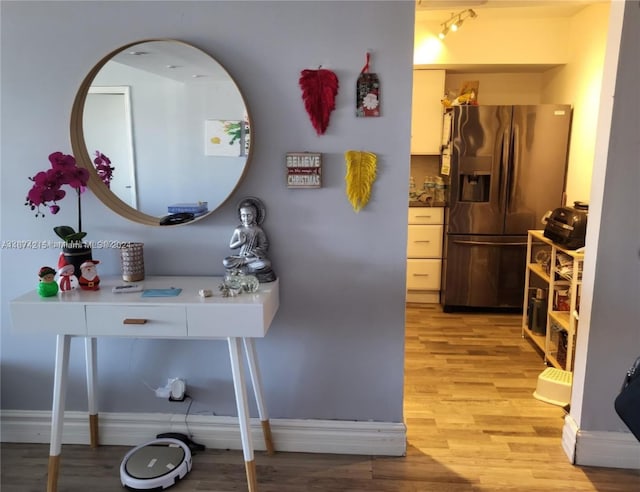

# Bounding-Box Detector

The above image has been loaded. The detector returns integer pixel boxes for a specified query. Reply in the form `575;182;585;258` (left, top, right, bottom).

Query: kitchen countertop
409;201;447;208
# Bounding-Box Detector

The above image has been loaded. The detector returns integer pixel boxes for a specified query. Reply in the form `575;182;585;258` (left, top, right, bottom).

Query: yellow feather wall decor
344;150;377;212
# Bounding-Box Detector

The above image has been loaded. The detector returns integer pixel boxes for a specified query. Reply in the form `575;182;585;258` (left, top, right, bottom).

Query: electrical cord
155;395;205;454
141;379;157;394
183;395;194;439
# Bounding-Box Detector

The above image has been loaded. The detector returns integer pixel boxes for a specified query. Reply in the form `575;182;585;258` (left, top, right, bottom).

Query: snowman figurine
57;263;79;292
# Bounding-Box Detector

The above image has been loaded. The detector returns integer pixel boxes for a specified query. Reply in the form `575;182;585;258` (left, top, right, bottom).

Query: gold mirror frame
70;39;252;226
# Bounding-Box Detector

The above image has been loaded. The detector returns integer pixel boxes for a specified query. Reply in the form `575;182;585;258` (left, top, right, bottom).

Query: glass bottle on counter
423;176;435;203
409;176;416;202
434;176;445;204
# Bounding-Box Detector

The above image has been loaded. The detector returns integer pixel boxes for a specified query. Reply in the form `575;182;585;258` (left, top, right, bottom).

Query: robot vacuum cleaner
120;438;192;490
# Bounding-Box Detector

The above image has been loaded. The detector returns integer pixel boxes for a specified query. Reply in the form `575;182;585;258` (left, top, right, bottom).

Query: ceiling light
438;9;477;40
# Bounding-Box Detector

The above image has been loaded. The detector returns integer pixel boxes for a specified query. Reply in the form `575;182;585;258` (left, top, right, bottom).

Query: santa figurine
56;255;79;292
78;260;101;291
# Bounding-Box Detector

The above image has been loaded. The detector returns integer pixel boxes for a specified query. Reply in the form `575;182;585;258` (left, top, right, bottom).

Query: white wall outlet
155;378;186;400
169;378;186;401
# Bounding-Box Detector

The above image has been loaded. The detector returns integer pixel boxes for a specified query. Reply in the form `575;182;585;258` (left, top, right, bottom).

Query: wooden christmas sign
286;152;322;188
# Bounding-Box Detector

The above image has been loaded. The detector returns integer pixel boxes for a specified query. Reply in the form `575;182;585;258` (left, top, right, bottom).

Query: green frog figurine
38;266;59;297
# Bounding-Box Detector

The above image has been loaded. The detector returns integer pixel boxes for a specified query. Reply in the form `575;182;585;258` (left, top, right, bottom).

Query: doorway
406;0;623;465
84;86;138;208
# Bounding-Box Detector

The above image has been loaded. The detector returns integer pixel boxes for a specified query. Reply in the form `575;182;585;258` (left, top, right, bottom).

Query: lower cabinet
406;207;444;303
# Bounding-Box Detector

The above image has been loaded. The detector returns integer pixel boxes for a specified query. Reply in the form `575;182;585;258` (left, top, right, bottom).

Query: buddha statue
223;197;276;283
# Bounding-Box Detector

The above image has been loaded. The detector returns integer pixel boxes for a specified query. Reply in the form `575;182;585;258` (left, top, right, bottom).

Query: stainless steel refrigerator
441;104;572;311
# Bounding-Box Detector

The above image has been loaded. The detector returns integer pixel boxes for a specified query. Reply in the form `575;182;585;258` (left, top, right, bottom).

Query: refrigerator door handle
452;239;528;247
499;129;509;210
507;124;520;212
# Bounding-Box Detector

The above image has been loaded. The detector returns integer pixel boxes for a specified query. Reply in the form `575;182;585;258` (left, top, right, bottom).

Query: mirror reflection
71;39;251;225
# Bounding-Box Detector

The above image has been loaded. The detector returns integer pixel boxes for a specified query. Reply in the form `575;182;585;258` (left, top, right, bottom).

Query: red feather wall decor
299;68;339;135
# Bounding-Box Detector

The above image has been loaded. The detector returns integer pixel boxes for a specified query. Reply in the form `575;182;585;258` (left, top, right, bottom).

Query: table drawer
187;305;269;338
408;207;444;225
11;302;86;335
406;259;442;290
407;225;443;258
86;305;187;337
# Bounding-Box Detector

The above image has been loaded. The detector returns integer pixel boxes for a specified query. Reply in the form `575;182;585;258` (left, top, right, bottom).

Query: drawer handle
413;273;430;277
123;318;147;325
415;215;432;219
415;240;432;243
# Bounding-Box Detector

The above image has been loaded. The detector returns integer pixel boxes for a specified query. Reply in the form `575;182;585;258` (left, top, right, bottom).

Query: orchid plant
93;151;114;189
25;151;113;245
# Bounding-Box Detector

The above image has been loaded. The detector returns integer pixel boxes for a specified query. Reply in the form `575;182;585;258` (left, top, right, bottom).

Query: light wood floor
2;304;638;491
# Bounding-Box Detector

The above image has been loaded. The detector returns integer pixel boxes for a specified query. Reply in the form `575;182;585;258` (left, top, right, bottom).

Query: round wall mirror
70;39;252;226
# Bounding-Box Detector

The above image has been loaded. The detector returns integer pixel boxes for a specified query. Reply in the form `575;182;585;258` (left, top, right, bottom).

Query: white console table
10;276;279;492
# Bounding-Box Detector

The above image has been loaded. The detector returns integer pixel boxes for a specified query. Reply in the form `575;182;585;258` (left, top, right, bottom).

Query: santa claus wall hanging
356;52;380;117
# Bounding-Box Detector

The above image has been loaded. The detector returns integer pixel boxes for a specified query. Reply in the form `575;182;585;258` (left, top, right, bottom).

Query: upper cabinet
411;69;445;155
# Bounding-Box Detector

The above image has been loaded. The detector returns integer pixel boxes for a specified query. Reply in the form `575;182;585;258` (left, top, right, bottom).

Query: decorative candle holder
120;242;145;282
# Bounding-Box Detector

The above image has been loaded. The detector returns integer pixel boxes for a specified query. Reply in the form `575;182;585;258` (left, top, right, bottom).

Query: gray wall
0;1;413;422
2;0;637;443
579;1;640;433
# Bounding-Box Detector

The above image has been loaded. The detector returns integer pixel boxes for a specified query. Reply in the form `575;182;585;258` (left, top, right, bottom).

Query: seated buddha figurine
223;197;276;283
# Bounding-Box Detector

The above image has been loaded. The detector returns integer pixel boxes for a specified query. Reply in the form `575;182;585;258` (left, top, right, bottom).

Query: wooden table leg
89;414;99;448
47;455;61;492
243;338;275;455
85;337;99;448
228;337;258;492
48;335;71;492
245;459;258;491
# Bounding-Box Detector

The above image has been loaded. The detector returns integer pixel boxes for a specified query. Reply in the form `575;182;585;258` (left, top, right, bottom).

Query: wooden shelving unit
522;230;584;371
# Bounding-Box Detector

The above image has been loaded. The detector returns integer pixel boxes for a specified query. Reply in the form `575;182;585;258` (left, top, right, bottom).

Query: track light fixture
438;9;477;40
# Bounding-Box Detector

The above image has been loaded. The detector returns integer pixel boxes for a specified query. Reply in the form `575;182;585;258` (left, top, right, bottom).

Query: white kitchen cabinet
407;225;443;258
406;207;444;303
411;69;446;155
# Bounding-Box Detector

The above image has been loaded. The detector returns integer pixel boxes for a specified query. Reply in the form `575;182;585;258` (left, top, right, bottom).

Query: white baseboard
561;413;579;463
0;410;407;456
562;414;640;469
